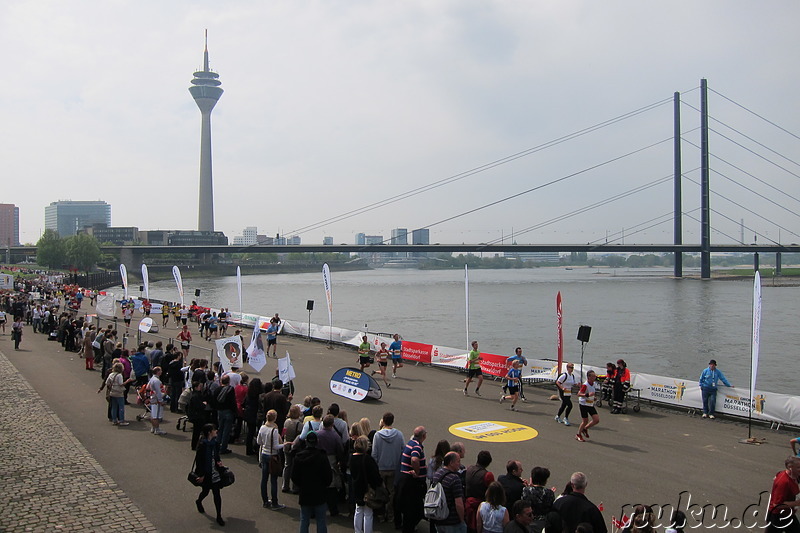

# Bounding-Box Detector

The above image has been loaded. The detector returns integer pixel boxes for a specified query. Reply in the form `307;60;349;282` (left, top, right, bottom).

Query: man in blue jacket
699;359;732;419
131;345;151;388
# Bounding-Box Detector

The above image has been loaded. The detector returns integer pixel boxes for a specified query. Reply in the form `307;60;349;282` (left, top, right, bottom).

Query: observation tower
189;30;223;232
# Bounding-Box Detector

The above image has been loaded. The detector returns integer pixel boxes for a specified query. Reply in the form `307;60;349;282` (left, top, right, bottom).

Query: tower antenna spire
203;29;210;72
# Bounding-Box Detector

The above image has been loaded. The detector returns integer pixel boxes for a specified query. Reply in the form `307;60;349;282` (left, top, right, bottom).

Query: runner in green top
358;335;373;372
464;340;484;396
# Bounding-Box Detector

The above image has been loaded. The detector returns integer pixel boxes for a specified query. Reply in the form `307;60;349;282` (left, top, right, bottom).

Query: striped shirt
400;438;426;477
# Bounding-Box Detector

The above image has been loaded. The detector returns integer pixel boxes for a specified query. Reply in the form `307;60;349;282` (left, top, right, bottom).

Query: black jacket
552;492;607;533
291;446;333;506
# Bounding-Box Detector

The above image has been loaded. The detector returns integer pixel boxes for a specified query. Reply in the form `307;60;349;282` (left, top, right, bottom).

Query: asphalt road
1;311;791;532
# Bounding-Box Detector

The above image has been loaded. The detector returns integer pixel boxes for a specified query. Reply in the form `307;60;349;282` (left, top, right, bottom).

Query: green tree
36;229;66;269
65;234;101;272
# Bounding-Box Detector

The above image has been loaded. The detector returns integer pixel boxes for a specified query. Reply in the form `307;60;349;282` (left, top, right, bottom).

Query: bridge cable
683;175;800;241
681;138;800;206
482;172;680;245
708;87;800;142
279;97;674;239
410;137;675;240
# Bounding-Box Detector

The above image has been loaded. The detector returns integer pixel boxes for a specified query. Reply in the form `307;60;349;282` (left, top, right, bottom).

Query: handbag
364;483;389;510
267;428;284;476
188;457;202;486
219;466;235;488
269;453;284;477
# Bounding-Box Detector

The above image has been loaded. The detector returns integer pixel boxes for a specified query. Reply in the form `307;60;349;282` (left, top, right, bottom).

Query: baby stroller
135;383;153;422
135;383;169;422
175;388;192;432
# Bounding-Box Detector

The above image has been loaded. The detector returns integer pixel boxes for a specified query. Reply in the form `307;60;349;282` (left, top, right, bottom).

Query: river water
143;267;798;394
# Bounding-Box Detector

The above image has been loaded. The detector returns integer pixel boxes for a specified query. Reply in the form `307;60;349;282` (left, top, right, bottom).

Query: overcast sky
3;1;799;246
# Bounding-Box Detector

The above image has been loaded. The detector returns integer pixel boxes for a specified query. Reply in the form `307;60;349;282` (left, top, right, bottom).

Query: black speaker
139;286;144;292
306;300;314;311
577;325;592;343
195;289;201;297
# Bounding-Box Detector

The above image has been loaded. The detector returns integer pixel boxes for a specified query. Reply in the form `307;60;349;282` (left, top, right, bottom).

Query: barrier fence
105;295;799;428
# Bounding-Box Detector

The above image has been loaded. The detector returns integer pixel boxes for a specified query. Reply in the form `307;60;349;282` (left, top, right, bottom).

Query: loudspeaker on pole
577;325;592;343
307;300;314;311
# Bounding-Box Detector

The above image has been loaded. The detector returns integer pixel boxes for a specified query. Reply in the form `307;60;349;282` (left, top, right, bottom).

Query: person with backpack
428;451;465;533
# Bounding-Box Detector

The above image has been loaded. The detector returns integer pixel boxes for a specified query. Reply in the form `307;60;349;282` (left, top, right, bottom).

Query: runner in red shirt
767;456;800;532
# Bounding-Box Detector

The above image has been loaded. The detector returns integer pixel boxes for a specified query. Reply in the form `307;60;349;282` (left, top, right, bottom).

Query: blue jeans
261;455;279;506
110;396;125;423
218;409;235;451
435;523;467;533
701;386;717;415
300;503;328;533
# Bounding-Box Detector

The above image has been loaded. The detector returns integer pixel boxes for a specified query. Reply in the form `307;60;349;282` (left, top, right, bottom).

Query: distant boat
565;267;573;270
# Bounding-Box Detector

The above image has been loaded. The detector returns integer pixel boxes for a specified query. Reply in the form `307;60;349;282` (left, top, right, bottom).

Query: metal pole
674;92;683;277
776;252;782;276
700;79;711;279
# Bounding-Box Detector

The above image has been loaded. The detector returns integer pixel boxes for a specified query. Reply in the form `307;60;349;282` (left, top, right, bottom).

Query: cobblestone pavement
0;350;157;533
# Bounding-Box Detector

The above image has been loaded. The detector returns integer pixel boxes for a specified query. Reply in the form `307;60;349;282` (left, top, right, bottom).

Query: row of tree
36;230;101;272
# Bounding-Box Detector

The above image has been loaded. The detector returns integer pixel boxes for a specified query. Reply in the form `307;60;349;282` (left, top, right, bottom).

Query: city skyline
3;3;799;246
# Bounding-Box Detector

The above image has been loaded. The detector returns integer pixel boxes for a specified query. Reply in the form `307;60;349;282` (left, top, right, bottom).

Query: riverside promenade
0;305;794;532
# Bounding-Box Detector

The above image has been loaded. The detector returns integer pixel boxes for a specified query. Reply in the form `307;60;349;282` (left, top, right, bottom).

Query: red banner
401;341;433;364
480;352;510;378
556;292;563;374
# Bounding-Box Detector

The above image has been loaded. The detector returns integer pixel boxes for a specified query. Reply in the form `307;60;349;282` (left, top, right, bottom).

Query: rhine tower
189;30;223;232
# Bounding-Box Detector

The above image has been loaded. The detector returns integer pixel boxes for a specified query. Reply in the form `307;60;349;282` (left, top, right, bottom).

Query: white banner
322;263;333;330
464;265;470;350
119;264;128;300
215;335;244;374
172;266;184;306
141;264;150;300
96;292;116;317
751;272;762;398
236;266;243;320
278;351;297;384
246;327;267;373
0;273;13;290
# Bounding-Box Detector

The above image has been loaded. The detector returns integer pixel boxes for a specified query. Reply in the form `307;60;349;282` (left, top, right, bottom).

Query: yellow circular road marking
448;420;539;443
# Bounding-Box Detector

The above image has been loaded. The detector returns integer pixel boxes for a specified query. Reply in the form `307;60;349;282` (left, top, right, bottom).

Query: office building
0;204;20;246
45;200;111;237
85;224;138;245
355;233;366;245
412;228;430;258
323;236;334;245
233;226;258;246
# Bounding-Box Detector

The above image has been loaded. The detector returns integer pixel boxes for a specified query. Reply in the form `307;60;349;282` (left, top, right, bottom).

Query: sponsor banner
400;340;433;364
329;367;382;401
479;352;509;378
449;420;539;443
215;336;244;374
228;312;258;327
257;316;272;331
632;371;800;426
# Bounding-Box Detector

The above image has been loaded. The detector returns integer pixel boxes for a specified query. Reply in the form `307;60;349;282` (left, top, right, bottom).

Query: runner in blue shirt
505;347;528;401
500;360;522;411
266;319;278;358
389;333;403;378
